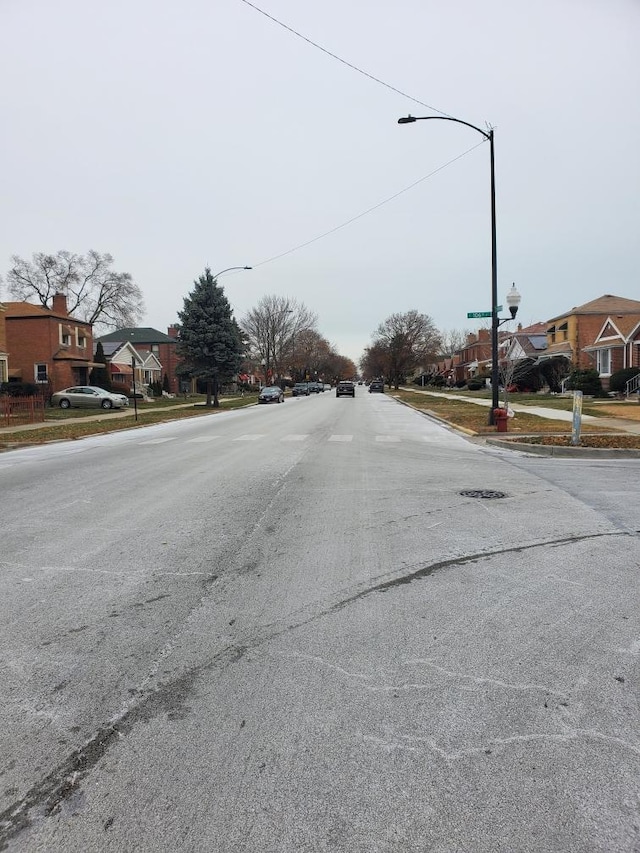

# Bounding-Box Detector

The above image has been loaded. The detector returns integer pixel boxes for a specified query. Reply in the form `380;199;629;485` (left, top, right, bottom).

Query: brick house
0;303;8;385
99;340;162;394
4;294;96;391
98;327;180;393
500;322;548;363
542;294;640;387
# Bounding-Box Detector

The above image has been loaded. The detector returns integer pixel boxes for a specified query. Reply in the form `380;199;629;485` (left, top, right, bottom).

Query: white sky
1;0;638;363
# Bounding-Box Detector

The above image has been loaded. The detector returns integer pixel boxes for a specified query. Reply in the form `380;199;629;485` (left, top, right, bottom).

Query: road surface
1;390;638;851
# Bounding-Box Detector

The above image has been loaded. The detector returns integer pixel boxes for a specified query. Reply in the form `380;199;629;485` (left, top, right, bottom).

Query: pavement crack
363;727;640;762
328;529;629;614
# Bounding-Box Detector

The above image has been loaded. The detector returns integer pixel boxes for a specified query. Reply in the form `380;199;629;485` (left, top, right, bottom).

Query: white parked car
50;386;130;410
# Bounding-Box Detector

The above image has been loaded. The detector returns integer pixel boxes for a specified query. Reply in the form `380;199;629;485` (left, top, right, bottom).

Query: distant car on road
292;383;311;397
336;381;355;398
308;382;324;393
50;386;130;410
258;386;285;404
368;381;384;393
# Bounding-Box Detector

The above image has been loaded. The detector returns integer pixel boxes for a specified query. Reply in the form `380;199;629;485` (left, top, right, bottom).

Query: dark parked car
50;386;130;410
369;381;384;393
292;383;310;397
308;382;324;393
336;381;355;398
258;386;284;404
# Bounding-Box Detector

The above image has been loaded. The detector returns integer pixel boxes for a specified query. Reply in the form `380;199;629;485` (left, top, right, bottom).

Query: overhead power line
236;0;454;119
252;139;487;268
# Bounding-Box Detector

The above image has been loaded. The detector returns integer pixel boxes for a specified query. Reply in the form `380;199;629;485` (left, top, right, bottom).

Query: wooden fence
0;396;46;427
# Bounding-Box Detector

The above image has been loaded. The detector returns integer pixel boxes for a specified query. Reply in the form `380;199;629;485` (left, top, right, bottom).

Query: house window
61;332;71;345
151;344;159;353
35;363;48;383
0;357;7;384
77;332;87;348
596;349;611;376
558;322;568;341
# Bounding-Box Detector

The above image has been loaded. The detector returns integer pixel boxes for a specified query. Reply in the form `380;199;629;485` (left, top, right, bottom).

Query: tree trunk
212;376;220;408
206;379;213;407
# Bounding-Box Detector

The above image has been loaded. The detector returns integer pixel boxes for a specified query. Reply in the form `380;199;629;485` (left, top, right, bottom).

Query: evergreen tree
162;372;170;393
177;268;244;407
89;341;113;391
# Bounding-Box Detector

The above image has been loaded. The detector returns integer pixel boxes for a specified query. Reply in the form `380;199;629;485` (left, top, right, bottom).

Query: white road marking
375;435;401;442
187;436;221;443
138;437;177;445
281;435;309;442
233;434;266;441
329;435;353;442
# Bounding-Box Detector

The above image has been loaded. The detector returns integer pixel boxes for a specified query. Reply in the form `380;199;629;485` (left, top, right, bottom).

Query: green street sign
466;306;502;319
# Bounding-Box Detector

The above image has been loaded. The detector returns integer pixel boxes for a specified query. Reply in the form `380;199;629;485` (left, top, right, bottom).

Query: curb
392;395;640;458
391;396;478;436
486;437;640;458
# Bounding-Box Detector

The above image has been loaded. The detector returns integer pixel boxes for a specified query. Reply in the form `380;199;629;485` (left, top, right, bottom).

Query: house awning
110;363;133;373
583;342;624;352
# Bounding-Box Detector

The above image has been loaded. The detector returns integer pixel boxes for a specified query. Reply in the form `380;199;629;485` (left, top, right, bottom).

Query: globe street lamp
398;114;505;423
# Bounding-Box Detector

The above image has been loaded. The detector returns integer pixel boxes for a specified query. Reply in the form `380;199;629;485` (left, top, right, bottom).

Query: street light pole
398;115;500;423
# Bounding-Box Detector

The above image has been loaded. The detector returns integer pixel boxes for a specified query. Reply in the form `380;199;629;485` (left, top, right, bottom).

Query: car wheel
59;398;71;409
101;399;113;409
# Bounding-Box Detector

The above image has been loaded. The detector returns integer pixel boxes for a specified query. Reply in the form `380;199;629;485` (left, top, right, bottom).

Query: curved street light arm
398;114;491;142
212;266;252;279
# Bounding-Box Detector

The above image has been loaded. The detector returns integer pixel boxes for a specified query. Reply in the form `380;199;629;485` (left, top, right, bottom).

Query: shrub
0;381;40;397
566;368;605;397
609;367;640;394
467;379;486;391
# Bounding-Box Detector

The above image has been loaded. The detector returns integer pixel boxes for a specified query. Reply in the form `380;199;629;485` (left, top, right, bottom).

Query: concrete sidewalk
401;388;640;435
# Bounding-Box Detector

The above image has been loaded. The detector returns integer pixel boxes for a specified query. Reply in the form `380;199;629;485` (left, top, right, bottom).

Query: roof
98;327;175;344
547;294;640;323
516;322;547;334
3;300;90;324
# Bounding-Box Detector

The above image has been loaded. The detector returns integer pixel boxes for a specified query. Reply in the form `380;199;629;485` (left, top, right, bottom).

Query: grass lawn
413;388;636;417
392;390;620;436
0;395;258;446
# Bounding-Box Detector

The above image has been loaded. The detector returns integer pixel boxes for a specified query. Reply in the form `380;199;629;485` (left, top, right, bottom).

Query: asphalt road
1;390;638;852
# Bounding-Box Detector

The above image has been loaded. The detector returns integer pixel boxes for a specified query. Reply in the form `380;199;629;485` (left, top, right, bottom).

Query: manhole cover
459;489;507;500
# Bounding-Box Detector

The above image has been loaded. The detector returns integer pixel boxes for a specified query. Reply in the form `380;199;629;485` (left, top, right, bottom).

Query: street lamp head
243;266;252;270
506;283;522;319
398;115;417;124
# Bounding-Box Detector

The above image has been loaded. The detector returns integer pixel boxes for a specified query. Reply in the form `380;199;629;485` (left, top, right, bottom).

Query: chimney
517;322;522;332
167;324;179;339
52;292;68;315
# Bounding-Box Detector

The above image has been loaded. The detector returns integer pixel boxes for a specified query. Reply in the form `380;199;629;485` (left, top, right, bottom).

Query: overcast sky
1;0;638;363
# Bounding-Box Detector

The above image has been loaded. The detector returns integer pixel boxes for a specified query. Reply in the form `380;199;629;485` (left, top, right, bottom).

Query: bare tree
241;295;316;385
439;328;472;358
5;250;145;331
372;310;441;389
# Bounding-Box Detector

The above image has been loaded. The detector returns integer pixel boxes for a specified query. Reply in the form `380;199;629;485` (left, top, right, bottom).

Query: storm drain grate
459;489;507;500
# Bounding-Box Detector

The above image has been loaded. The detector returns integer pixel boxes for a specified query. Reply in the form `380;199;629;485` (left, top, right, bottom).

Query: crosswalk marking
134;433;433;447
